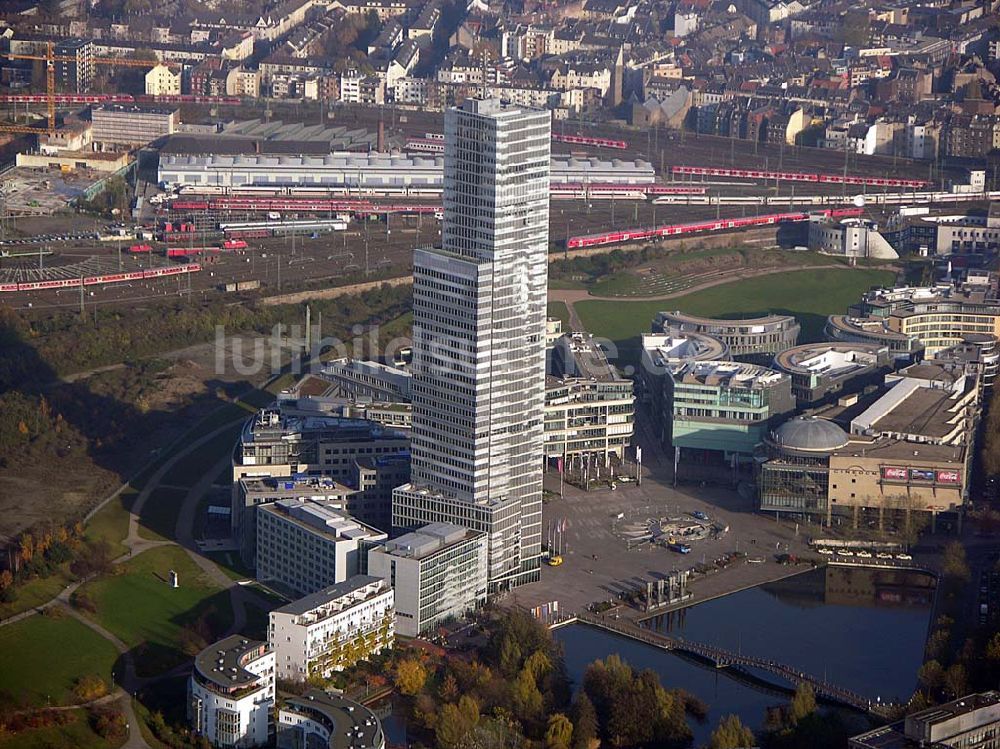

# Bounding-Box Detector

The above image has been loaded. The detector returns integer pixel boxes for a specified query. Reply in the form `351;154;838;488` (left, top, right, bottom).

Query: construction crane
0;42;174;135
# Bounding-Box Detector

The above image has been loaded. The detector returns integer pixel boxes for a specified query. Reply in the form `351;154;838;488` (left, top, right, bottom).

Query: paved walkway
174;454;277;636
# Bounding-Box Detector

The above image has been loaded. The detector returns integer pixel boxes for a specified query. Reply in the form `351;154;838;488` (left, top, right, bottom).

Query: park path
173;454;279;636
549;263;887;332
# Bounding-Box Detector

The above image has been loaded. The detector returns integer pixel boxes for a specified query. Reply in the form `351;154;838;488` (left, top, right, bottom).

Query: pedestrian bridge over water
575;612;896;719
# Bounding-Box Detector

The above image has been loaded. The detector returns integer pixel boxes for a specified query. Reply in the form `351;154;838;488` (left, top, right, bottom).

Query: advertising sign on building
936;470;960;484
882;466;908;480
909;468;936;482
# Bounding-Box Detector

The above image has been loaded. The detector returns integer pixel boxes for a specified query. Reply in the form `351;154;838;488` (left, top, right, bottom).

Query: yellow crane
0;42;175;135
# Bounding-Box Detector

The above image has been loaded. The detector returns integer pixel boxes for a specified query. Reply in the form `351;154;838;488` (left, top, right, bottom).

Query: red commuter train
566;208;864;249
0;264;201;293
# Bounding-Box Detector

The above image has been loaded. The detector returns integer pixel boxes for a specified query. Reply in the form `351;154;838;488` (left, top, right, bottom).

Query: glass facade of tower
393;99;551;591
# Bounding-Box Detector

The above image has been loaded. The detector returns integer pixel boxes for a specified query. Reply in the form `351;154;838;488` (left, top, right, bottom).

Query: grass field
0;565;77;621
0;707;125;749
84;489;136;558
575;268;895;366
158;423;244;492
546;302;571;330
136;487;187;542
0;613;119;707
78;546;231;677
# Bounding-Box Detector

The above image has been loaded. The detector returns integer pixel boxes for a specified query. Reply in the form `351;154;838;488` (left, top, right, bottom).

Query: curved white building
277;690;385;749
188;635;275;748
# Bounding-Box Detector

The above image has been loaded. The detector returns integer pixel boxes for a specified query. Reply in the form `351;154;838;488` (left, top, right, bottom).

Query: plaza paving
513;410;818;617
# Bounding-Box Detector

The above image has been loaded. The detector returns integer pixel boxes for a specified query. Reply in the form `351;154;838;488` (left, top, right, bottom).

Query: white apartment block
368;523;487;637
188;636;275;748
145;64;181;95
277;690;386;748
269;575;394;681
256;498;387;597
392;98;551;591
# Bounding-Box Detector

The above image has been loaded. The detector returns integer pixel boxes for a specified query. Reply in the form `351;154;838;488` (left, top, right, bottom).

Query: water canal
553;565;935;745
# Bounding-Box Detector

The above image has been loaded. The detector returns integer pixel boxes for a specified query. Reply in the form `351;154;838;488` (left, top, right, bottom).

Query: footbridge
576;612;896;719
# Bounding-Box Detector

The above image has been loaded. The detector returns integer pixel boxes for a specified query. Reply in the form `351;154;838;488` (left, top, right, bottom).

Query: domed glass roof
774;417;849;453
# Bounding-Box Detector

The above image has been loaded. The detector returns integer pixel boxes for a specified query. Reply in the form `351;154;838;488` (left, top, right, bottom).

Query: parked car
856;550;873;558
692;511;709;521
817;548;834;555
896;553;913;561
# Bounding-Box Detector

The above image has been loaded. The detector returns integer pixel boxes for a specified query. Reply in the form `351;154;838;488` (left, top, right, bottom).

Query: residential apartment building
277;690;385;749
256;498;387;597
368;523;487;637
188;636;275;748
145;63;181;95
54;38;94;93
90;104;179;150
269;575;394;681
393;99;551;592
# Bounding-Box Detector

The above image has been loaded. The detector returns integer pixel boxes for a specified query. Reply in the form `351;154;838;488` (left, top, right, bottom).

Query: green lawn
575;268;895;367
136;487;187;542
0;565;77;621
204;551;253;584
157;423;243;492
84;489;135;558
0;707;125;749
78;546;231;678
546;301;571;330
0;613;119;707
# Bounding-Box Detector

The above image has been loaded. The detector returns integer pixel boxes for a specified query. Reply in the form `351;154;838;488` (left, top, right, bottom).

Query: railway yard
0;101;988;311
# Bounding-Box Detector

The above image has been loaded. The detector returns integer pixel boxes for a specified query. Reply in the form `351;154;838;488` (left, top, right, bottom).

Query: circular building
772;416;850;454
758;417;849;519
654;310;800;363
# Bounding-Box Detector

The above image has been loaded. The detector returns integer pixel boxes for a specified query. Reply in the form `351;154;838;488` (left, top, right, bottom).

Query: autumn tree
73;675;108;702
709;714;755;749
571;692;598;749
918;660;944;692
394;658;428;696
439;673;459;702
943;664;968;699
789;683;816;725
435;696;480;749
545;713;573;749
512;667;544;721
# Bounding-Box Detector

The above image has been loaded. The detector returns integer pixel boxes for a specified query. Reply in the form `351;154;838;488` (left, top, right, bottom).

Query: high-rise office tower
393;99;551;591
